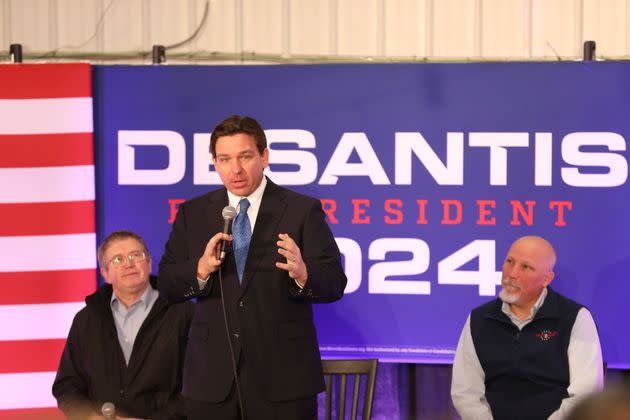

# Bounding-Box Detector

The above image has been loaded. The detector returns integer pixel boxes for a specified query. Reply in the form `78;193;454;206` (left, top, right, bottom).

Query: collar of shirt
110;283;158;312
501;287;548;330
109;283;159;365
226;175;267;231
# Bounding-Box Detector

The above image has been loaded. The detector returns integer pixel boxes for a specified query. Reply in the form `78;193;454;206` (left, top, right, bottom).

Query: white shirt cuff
197;274;209;289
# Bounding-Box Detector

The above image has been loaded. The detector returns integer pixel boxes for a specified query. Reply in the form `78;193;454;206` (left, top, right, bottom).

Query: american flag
0;64;97;419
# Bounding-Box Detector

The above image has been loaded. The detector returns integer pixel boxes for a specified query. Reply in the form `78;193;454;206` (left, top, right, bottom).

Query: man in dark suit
158;115;347;420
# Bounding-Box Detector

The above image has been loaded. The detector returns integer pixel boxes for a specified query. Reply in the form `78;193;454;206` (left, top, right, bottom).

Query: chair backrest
322;359;378;420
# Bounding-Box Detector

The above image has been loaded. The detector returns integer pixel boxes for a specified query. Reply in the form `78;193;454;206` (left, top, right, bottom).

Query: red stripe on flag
0;201;95;236
0;339;66;373
0;134;94;168
0;408;65;419
0;269;96;305
0;64;91;99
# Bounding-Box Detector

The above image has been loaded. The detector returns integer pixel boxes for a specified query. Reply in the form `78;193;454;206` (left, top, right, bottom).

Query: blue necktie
232;198;251;283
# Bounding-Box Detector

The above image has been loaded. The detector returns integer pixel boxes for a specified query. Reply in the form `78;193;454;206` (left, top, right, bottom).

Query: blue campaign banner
93;63;630;368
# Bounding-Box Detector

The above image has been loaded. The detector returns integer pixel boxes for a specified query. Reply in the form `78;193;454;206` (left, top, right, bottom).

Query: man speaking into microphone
158;115;347;419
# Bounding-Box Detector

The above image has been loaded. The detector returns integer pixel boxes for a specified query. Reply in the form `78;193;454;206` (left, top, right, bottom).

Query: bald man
451;236;603;420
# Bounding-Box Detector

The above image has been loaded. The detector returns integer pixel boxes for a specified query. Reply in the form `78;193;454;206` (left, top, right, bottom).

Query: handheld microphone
220;206;237;261
101;402;115;419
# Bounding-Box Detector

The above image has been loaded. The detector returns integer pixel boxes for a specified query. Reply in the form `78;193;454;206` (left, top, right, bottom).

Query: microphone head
101;402;115;417
222;205;237;221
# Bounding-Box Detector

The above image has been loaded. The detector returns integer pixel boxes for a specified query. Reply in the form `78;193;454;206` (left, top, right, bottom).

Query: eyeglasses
109;251;147;267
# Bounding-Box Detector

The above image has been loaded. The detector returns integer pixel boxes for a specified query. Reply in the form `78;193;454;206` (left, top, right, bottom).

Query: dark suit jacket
158;178;347;404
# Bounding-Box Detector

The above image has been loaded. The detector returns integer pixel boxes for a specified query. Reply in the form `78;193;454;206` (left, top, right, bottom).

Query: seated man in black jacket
53;230;193;420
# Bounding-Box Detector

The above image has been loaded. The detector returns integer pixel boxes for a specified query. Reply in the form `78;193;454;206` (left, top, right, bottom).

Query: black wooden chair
322;359;378;420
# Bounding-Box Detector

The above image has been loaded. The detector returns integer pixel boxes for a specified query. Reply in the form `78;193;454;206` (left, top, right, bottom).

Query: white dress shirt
451;288;604;420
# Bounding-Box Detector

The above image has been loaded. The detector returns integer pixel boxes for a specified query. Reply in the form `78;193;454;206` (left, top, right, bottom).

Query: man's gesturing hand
276;233;307;287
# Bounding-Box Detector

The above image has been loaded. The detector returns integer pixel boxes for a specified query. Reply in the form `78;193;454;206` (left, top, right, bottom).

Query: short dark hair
210;115;267;157
97;230;151;268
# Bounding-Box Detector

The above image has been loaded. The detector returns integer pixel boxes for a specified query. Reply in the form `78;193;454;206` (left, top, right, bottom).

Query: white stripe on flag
0;371;57;409
0;233;96;273
0;98;93;135
0;165;95;203
0;302;84;341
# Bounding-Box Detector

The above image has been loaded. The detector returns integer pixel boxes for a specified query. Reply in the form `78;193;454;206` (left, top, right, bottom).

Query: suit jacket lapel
201;189;231;259
240;179;287;295
200;189;245;296
204;188;230;235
